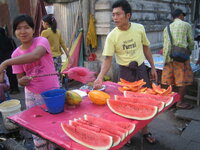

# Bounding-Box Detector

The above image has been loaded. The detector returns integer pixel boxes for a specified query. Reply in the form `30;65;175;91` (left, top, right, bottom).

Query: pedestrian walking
162;9;195;109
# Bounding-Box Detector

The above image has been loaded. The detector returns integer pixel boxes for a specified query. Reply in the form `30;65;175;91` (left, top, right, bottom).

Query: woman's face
42;21;48;29
15;21;34;44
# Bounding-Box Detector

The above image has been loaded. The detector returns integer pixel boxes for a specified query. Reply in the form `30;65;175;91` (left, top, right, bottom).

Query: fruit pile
61;115;136;149
118;78;173;96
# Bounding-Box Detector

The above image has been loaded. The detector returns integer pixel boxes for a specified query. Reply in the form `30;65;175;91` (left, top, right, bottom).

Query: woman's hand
18;76;32;86
0;61;7;73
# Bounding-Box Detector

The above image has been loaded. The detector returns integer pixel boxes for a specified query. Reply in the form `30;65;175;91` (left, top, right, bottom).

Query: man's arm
143;45;158;82
93;56;112;89
187;25;194;51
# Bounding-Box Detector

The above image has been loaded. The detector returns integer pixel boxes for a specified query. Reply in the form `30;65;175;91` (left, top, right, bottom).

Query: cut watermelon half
61;122;113;149
114;95;165;112
69;119;121;147
124;91;174;106
107;99;158;120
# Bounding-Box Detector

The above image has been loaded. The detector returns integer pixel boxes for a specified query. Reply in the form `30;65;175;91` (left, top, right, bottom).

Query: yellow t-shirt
41;28;67;57
103;23;150;66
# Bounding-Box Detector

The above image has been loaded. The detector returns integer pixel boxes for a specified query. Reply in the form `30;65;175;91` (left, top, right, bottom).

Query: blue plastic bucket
41;89;66;114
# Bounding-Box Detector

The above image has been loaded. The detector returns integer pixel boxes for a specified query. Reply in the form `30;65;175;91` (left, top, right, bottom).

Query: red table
8;81;180;150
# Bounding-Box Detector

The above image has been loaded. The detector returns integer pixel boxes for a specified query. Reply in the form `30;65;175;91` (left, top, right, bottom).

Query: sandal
176;102;194;110
143;132;157;144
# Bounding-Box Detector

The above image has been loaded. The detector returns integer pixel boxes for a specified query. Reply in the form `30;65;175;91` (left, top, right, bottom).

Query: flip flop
176;103;194;110
143;132;157;144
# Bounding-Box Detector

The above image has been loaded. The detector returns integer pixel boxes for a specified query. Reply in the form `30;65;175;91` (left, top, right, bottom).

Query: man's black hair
171;9;186;19
112;0;132;17
13;14;34;35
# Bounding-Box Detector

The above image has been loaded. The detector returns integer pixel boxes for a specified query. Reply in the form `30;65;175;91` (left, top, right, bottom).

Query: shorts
161;60;193;87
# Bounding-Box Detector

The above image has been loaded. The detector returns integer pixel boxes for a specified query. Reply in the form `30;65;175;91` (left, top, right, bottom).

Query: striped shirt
163;18;194;63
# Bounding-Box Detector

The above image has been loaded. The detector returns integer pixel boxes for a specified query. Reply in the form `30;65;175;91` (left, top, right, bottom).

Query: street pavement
0;83;200;150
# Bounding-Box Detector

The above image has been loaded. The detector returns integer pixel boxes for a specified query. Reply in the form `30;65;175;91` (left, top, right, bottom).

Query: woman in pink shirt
0;14;59;150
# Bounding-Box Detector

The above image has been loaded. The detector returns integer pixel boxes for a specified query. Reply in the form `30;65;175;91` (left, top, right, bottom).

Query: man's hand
150;68;158;82
18;76;32;86
93;78;103;90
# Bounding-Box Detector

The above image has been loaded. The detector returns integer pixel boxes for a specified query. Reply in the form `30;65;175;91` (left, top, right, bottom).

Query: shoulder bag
167;25;191;62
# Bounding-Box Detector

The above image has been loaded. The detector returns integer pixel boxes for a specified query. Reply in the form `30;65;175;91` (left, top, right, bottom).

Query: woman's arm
0;46;46;73
0;72;4;83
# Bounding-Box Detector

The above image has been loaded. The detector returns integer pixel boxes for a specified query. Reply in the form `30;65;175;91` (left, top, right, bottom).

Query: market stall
8;81;180;150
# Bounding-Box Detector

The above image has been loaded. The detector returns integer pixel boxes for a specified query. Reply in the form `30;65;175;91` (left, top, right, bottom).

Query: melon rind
61;123;113;150
165;97;174;106
107;99;158;120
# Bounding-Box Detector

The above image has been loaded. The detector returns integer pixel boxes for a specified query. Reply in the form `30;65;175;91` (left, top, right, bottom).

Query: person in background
196;52;200;65
41;14;71;83
162;9;194;109
0;27;19;94
93;0;157;145
0;14;59;150
0;71;10;102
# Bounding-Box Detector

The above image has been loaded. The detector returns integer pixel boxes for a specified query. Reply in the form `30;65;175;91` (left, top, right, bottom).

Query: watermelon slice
114;95;165;112
83;115;127;140
69;120;121;147
124;91;174;106
76;118;125;141
84;115;135;134
107;99;158;120
61;122;113;149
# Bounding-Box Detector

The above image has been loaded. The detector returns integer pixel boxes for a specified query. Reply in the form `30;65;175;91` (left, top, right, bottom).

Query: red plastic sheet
8;81;180;150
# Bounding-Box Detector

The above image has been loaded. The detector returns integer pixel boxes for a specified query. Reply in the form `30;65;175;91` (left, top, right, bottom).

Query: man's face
112;7;130;29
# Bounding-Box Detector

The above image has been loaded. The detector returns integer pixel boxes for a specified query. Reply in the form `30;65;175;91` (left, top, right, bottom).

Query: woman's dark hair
13;14;34;35
42;14;57;33
0;27;6;36
112;0;132;18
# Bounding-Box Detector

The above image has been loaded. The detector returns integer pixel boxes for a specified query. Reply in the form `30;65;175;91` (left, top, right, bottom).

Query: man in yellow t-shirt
93;0;158;145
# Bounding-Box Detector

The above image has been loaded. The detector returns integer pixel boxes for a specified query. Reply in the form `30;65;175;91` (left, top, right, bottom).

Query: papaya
66;91;82;105
161;85;172;96
88;90;110;105
145;88;157;95
152;83;165;94
118;79;146;87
